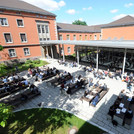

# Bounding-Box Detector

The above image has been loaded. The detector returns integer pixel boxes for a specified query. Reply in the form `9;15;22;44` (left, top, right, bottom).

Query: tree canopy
72;20;87;25
0;45;3;51
0;103;13;127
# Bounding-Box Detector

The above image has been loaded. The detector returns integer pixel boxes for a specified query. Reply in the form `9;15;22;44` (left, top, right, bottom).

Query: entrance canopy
40;40;134;49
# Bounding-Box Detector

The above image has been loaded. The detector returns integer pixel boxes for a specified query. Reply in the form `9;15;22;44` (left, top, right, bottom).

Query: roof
40;40;134;49
0;0;56;17
102;15;134;28
57;23;105;33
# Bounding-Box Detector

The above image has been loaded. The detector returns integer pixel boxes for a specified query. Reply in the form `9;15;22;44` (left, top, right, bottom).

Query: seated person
29;84;39;93
118;89;126;99
2;77;8;83
66;86;71;94
22;79;29;86
89;78;93;87
91;93;100;107
94;81;99;88
84;90;89;97
101;83;107;90
14;74;19;82
8;75;14;82
125;108;133;119
70;78;75;84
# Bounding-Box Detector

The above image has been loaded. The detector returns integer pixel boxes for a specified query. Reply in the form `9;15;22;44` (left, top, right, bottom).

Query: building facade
0;0;57;62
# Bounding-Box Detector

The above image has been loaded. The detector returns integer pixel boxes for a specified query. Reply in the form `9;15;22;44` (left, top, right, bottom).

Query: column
77;48;79;65
58;44;61;59
46;46;49;59
50;45;54;59
62;44;65;62
96;47;99;70
122;49;127;75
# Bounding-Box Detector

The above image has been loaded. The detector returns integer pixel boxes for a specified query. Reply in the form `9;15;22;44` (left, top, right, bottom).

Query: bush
25;60;33;64
0;63;7;68
33;60;40;64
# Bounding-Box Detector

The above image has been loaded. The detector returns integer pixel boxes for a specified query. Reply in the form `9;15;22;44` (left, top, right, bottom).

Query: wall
102;26;134;40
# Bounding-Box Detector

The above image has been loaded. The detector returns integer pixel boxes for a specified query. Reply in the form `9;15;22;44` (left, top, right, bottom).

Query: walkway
14;58;134;134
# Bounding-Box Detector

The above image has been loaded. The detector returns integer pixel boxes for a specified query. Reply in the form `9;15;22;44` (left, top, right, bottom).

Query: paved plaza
14;58;134;134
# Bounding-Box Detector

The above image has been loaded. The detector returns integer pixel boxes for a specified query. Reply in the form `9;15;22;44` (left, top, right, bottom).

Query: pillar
96;47;99;70
77;48;79;65
62;44;65;62
50;45;54;59
122;49;127;75
46;46;49;59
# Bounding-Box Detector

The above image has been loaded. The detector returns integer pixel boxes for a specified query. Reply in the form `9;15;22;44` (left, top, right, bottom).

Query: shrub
33;60;40;64
25;60;33;64
0;63;7;68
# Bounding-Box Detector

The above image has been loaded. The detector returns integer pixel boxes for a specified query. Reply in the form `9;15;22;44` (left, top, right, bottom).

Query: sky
22;0;134;25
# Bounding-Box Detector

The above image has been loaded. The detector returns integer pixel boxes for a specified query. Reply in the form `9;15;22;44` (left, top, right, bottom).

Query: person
29;84;39;93
28;68;33;77
127;81;132;92
22;79;29;86
125;108;133;119
118;89;126;99
2;77;8;83
101;83;107;90
8;75;14;82
94;81;99;88
91;93;100;107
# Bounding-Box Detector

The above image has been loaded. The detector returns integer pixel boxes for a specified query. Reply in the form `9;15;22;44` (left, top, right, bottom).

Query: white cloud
110;9;118;13
88;6;92;10
79;18;83;21
124;3;133;8
22;0;66;11
66;9;76;15
82;6;92;10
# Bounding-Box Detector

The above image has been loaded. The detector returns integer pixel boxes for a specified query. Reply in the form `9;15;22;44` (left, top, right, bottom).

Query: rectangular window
79;35;82;40
39;38;42;41
20;33;27;42
59;35;62;40
73;35;76;40
85;35;87;40
43;38;46;41
47;38;50;40
4;33;12;43
68;47;71;53
17;19;24;27
45;25;49;33
99;35;102;40
9;49;16;57
94;35;97;40
66;35;70;40
0;18;8;26
90;35;92;40
24;48;30;56
42;25;45;33
37;25;41;33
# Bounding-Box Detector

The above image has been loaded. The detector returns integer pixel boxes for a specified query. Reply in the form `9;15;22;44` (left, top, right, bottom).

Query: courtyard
1;58;132;134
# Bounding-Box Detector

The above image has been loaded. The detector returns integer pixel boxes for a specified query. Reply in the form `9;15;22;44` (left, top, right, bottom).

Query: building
0;0;57;62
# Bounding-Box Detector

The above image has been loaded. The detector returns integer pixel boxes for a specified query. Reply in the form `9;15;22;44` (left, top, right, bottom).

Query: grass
0;60;48;77
0;108;105;134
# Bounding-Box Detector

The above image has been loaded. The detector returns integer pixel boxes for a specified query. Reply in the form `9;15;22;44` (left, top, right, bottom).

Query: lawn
0;108;105;134
0;60;48;77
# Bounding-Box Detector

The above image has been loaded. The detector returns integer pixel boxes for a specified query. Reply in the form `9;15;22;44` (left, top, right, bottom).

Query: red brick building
0;0;57;62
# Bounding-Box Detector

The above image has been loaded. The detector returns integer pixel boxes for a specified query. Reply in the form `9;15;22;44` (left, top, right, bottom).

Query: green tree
0;103;13;127
0;45;3;51
72;20;87;25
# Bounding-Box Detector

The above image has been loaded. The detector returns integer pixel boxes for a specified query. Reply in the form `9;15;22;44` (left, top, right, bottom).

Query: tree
0;103;13;127
72;20;87;25
0;45;3;51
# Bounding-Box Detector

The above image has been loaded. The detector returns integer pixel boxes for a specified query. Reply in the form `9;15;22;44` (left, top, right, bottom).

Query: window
47;38;50;40
68;47;71;53
43;38;46;41
73;35;76;40
99;35;102;40
17;19;24;27
79;35;82;40
90;35;92;40
8;49;16;57
20;33;27;42
45;25;49;33
85;35;87;40
94;35;97;40
39;38;42;41
24;48;30;56
4;33;12;43
66;35;70;40
42;25;45;33
37;25;41;33
59;35;62;40
0;18;8;26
